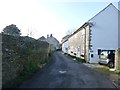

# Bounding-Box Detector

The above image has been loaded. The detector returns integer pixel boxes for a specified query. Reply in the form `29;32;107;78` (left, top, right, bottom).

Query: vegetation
94;67;120;75
2;33;54;88
65;53;86;63
75;57;86;63
2;24;21;36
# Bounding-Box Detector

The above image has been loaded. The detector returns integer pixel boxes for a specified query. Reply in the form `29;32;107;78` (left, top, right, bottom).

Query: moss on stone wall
2;34;53;88
117;49;120;70
115;48;120;71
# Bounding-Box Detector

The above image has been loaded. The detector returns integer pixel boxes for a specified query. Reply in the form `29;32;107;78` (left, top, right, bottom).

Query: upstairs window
98;49;101;55
91;54;93;58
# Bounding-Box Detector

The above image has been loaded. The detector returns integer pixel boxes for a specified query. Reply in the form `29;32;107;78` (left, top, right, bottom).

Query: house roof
38;36;46;41
68;22;89;39
68;3;119;40
62;34;70;40
61;35;70;44
88;3;119;22
47;35;59;43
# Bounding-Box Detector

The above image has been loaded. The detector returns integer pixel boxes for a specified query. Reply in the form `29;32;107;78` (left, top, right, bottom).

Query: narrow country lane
19;51;116;88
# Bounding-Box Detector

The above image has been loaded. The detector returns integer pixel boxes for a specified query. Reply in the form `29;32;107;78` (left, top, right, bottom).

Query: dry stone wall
2;34;53;88
115;48;120;70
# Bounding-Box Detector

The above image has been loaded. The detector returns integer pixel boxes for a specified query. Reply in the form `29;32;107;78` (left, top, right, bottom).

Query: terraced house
61;35;70;54
67;23;90;61
62;3;120;65
38;34;60;50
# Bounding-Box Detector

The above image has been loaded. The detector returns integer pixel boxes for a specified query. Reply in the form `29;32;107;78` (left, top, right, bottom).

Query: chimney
50;34;53;37
47;34;49;38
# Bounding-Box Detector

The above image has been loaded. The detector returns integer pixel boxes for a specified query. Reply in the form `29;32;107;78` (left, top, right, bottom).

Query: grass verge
16;51;54;88
64;53;86;63
94;67;120;75
3;51;54;89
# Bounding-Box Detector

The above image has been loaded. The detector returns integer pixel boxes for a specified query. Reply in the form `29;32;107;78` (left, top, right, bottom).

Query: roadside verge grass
94;67;120;75
64;53;86;63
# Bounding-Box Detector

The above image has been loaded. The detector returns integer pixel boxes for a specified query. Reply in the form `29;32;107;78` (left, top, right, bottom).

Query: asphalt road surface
19;51;116;88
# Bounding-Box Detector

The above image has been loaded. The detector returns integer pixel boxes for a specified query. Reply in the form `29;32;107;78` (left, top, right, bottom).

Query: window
91;54;93;58
78;47;80;52
90;45;92;47
98;49;101;55
65;48;68;51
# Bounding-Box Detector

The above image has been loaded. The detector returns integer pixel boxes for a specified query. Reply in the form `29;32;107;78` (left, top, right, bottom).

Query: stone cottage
38;34;60;50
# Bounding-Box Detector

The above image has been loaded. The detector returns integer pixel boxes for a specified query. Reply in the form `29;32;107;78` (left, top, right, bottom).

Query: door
89;52;99;63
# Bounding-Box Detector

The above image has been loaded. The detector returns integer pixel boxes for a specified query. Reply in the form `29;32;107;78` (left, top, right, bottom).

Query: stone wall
115;48;120;70
85;25;90;63
2;34;53;88
68;28;85;59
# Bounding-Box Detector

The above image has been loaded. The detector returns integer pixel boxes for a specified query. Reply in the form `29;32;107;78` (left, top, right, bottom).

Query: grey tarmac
19;51;116;88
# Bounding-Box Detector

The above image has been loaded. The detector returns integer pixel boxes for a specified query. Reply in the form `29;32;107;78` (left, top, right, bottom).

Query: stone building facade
68;23;90;61
62;3;120;64
115;48;120;70
61;35;70;54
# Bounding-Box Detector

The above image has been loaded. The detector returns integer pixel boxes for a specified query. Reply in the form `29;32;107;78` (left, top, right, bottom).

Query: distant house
46;34;60;50
38;36;47;42
62;3;120;63
38;34;60;50
61;35;70;54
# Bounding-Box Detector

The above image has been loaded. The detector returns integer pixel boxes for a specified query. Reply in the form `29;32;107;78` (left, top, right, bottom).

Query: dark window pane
91;54;93;58
98;49;101;55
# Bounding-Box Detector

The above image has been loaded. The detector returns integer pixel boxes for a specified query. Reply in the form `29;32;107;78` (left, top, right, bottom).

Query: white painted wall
62;40;69;53
118;10;120;48
88;4;119;63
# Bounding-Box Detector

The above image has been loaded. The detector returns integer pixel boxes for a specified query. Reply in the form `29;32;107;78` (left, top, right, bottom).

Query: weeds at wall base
64;53;86;63
2;34;55;88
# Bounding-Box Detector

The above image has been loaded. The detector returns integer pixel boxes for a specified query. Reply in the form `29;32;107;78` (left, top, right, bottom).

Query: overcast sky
0;0;119;42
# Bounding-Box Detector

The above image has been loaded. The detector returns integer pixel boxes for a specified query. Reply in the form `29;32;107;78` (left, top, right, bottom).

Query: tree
2;24;21;36
65;28;76;35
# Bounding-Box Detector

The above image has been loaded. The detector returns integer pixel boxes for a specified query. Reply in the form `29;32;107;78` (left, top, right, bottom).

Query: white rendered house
62;40;69;54
87;3;120;63
61;35;70;54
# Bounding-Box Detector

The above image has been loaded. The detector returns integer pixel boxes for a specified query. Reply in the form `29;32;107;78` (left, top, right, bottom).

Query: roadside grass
2;34;56;88
64;53;86;63
3;51;54;88
12;51;54;88
94;67;120;75
75;57;86;63
94;66;120;88
64;52;120;75
63;52;120;75
15;50;55;88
